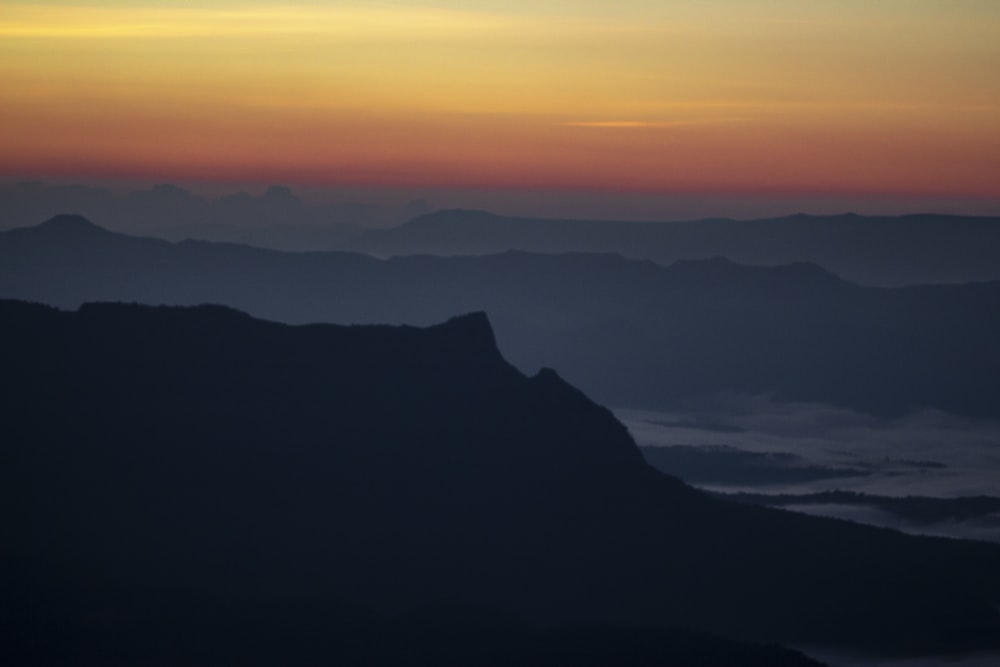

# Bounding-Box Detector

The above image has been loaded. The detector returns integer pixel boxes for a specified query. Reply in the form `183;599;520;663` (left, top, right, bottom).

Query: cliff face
3;300;999;655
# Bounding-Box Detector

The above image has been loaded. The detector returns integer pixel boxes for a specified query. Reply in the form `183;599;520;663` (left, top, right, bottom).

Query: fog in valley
621;398;1000;542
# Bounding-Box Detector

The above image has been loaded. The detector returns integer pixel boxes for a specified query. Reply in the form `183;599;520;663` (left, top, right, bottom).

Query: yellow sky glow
1;2;998;195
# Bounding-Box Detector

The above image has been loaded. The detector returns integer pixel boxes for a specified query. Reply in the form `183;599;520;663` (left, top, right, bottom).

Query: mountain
346;209;1000;286
2;216;999;419
3;300;1000;661
152;220;366;252
8;215;1000;419
0;181;424;234
5;591;828;666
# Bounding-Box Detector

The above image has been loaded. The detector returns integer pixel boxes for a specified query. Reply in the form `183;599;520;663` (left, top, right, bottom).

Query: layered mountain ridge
344;209;1000;286
2;216;998;419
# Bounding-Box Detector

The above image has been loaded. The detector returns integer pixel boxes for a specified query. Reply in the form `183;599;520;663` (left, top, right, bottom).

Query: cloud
623;395;1000;543
562;121;655;128
0;4;643;42
559;119;741;129
616;395;1000;498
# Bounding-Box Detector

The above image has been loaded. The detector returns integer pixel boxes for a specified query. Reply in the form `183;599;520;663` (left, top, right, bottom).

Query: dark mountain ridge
29;212;105;235
346;209;1000;286
2;216;999;419
3;300;1000;660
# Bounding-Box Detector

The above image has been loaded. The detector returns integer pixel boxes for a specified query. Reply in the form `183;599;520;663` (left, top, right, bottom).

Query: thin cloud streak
0;4;644;41
559;119;742;129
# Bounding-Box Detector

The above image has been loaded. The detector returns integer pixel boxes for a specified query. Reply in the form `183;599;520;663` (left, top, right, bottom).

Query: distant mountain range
154;219;366;252
4;300;999;661
342;209;1000;286
147;208;1000;287
0;181;428;232
3;215;998;419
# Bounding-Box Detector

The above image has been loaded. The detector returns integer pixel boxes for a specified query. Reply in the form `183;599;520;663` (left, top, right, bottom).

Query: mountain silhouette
5;183;1000;285
0;181;417;234
346;209;1000;286
3;300;1000;662
3;217;998;419
34;212;107;234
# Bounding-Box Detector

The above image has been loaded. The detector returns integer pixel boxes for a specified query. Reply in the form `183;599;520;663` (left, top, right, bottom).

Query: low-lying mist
619;395;1000;542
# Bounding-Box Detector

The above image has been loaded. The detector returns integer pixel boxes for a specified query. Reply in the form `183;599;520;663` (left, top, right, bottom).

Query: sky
2;1;999;217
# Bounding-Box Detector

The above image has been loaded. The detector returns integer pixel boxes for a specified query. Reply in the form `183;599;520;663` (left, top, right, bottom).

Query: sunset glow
2;1;999;199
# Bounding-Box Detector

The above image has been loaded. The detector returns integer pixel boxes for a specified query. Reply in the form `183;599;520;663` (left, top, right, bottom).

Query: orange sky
2;1;999;200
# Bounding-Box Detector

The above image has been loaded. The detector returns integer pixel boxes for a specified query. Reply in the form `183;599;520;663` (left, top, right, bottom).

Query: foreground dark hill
6;589;826;667
346;209;1000;286
3;216;999;419
3;301;999;660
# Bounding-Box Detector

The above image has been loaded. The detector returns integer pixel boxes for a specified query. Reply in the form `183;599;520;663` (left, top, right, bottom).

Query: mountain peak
37;214;108;235
428;311;501;361
437;310;492;333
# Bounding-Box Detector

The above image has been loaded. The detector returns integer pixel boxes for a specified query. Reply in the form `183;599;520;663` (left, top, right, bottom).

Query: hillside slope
2;300;999;658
